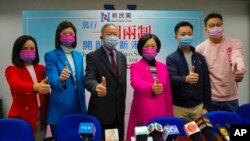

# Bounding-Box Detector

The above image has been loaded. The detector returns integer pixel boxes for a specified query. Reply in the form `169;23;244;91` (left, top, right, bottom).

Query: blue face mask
104;35;119;50
179;36;193;48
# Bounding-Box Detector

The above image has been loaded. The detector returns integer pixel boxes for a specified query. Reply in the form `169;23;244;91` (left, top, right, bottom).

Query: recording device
195;117;217;141
162;124;180;141
105;128;119;141
147;122;163;141
216;124;230;141
184;121;203;141
135;125;149;141
79;123;95;141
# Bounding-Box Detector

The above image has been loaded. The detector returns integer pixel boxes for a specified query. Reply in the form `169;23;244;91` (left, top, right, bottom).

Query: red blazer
5;64;49;133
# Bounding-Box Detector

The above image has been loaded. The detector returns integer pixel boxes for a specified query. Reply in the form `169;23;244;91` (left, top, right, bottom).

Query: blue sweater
166;46;212;111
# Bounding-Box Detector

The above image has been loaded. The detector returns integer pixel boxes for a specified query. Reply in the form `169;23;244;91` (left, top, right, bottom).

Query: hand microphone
184;121;203;141
135;124;149;141
148;122;163;141
162;124;180;141
225;123;230;134
105;128;119;141
216;124;230;141
195;117;218;141
79;123;95;141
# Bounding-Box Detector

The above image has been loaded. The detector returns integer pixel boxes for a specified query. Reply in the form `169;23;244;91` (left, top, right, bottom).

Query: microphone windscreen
195;117;217;141
79;123;95;137
184;121;200;137
148;122;163;134
147;122;163;141
135;125;149;141
162;125;180;141
216;124;230;141
184;121;203;141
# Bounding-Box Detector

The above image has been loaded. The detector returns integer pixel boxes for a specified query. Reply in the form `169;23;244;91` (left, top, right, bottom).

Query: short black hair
174;21;193;35
137;33;161;56
204;13;223;26
55;21;77;49
12;35;40;67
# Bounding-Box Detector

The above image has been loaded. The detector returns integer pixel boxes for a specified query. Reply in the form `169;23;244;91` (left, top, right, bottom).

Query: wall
0;0;249;120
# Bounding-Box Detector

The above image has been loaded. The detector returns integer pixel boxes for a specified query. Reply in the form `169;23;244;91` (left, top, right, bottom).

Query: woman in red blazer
5;35;50;141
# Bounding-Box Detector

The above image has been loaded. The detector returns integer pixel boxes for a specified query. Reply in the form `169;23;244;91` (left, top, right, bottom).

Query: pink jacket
126;58;174;139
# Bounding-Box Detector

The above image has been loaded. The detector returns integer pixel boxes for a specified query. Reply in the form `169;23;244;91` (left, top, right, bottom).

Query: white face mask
103;35;119;50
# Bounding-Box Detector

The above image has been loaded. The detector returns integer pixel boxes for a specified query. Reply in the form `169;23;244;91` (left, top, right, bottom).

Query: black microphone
78;123;95;141
148;122;163;141
135;124;149;141
184;121;203;141
225;123;230;134
162;123;180;141
216;124;230;141
195;117;217;141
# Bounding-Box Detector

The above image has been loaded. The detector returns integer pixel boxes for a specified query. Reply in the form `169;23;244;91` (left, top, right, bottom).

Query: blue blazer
44;48;87;124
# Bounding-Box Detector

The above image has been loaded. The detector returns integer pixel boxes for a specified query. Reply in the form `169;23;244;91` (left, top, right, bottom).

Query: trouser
173;103;203;122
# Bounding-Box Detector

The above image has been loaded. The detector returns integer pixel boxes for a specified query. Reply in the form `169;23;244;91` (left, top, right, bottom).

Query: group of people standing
5;12;246;141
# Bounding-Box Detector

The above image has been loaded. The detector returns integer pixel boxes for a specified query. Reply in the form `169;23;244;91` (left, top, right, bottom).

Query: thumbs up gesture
60;61;71;83
33;77;51;94
233;63;245;82
152;78;163;95
186;65;199;84
95;76;107;97
41;77;48;84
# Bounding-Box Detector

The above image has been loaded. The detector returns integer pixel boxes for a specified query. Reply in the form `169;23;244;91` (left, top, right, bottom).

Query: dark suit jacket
85;47;127;124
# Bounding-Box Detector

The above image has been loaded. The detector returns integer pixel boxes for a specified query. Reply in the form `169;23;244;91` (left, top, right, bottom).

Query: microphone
79;123;95;141
162;124;180;141
225;123;230;134
216;124;230;141
135;125;149;141
184;121;203;141
195;117;217;141
148;122;163;141
105;128;119;141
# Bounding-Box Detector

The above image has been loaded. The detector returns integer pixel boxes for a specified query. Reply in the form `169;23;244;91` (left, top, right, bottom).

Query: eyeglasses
207;22;223;28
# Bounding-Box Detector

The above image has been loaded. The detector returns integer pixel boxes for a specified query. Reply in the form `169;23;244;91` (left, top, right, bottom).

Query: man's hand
95;76;107;97
233;63;245;82
186;66;199;84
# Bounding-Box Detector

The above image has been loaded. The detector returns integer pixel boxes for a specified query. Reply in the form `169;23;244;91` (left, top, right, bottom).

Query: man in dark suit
85;23;127;140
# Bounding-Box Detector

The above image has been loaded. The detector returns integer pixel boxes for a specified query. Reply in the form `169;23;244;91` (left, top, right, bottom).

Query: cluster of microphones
78;116;231;141
131;116;231;141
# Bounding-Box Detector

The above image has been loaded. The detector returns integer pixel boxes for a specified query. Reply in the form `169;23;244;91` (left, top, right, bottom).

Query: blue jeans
212;99;239;113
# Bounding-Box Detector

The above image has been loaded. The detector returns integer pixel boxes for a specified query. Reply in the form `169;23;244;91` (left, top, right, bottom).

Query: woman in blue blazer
44;21;87;139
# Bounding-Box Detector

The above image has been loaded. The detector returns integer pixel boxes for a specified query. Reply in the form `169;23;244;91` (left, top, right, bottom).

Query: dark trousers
212;99;239;113
50;125;57;140
101;115;124;141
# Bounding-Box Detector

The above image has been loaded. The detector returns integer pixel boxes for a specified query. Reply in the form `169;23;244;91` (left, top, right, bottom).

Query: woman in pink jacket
126;33;174;139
